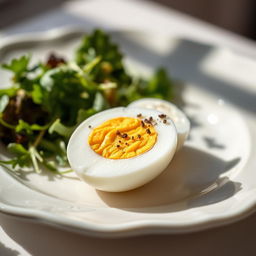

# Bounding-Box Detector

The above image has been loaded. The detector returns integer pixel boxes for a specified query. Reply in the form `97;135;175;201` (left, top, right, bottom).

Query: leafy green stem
33;130;45;148
29;146;40;173
0;114;16;129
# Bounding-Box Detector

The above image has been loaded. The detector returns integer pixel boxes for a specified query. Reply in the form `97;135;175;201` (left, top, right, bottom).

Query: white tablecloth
0;1;256;255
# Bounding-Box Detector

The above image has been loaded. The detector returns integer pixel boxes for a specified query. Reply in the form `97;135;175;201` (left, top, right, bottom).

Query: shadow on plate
111;32;256;113
203;136;226;150
0;240;19;256
97;146;241;213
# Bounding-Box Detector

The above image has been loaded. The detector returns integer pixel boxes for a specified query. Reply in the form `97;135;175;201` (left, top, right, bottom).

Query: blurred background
0;0;256;40
154;0;256;40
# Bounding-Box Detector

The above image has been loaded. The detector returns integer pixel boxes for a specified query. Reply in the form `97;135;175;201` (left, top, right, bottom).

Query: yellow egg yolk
88;117;157;159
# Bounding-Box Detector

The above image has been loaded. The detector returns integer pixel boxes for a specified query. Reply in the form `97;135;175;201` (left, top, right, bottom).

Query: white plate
0;27;255;237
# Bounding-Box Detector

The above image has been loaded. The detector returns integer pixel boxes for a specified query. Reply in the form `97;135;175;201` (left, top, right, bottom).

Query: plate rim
0;26;255;237
1;196;256;238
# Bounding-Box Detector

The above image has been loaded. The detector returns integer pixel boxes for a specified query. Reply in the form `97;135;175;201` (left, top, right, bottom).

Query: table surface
0;0;256;255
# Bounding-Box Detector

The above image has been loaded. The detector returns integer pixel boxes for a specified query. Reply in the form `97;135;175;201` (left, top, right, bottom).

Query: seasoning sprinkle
149;116;153;122
138;134;141;139
121;133;128;138
141;120;145;127
163;119;167;124
137;113;142;118
88;125;92;128
132;136;134;140
117;145;120;148
158;114;167;119
116;130;121;136
146;128;151;134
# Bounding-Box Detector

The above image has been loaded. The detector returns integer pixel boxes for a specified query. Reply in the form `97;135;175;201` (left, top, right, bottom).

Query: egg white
67;107;177;192
128;98;190;151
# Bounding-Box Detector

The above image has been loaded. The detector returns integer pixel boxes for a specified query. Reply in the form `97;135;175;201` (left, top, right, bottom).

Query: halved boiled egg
128;98;190;151
67;107;177;192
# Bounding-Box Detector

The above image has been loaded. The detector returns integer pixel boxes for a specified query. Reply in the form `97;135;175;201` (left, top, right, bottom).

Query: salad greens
0;29;174;174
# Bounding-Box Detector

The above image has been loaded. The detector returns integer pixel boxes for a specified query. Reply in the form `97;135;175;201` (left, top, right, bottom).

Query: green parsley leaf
2;55;30;80
15;120;48;134
76;29;131;84
8;143;29;155
147;68;174;99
